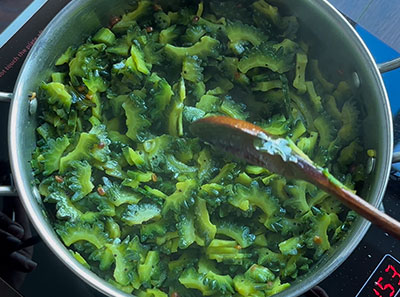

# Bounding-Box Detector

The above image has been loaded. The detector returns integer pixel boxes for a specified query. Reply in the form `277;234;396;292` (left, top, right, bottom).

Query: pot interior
9;0;393;296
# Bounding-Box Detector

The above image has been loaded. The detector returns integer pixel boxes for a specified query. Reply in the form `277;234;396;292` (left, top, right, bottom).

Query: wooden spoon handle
190;116;400;240
337;188;400;239
300;160;400;239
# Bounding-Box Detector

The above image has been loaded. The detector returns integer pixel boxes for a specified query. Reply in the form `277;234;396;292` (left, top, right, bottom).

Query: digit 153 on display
356;254;400;297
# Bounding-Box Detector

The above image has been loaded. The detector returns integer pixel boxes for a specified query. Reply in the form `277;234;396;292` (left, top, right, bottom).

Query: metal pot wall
0;0;399;296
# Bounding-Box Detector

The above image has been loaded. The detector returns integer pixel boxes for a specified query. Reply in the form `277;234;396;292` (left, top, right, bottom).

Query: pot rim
273;4;393;297
8;0;394;296
8;1;133;296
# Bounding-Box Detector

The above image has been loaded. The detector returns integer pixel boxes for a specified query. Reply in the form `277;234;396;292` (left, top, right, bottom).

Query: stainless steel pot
1;0;399;296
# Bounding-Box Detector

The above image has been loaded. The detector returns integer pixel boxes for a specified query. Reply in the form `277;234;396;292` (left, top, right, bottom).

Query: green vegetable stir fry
32;0;366;296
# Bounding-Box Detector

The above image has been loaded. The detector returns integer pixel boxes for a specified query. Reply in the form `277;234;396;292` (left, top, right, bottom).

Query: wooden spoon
190;116;400;240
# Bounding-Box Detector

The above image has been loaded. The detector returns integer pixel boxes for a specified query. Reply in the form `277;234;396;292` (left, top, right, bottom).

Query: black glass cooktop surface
1;2;400;297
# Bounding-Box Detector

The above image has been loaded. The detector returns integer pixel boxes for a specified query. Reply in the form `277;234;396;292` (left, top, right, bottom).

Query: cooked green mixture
32;0;366;296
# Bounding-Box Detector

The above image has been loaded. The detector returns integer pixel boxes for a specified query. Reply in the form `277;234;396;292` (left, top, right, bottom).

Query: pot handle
378;59;400;165
0;186;17;197
0;92;18;197
393;152;400;164
0;91;13;102
378;57;400;73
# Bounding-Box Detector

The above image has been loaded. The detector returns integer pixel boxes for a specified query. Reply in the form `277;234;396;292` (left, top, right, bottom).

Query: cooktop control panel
0;2;400;297
357;254;400;297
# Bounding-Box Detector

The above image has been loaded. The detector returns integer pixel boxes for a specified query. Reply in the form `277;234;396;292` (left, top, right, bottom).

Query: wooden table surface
1;0;399;53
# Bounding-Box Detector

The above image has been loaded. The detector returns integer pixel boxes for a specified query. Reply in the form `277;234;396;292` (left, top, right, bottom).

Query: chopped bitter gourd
122;203;161;226
226;21;266;55
159;25;180;45
216;220;256;248
59;132;98;173
162;179;197;214
34;1;367;296
238;43;295;74
41;136;70;175
206;239;251;264
93;28;116;46
56;222;108;249
66;160;94;201
195;198;217;246
41;82;72;111
123;99;151;142
164;36;220;61
293;53;308;94
182;56;204;83
253;0;281;26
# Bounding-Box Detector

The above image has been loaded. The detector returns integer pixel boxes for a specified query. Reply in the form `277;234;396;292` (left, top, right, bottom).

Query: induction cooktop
1;2;400;297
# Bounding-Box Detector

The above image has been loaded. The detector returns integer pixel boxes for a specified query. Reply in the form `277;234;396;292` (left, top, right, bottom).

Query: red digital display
357;255;400;297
